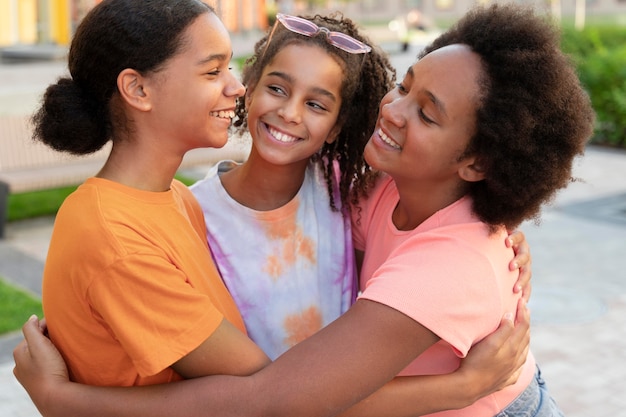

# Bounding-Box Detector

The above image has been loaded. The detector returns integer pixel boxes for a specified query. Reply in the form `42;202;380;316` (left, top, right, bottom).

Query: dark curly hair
233;13;396;210
31;0;213;155
420;4;595;229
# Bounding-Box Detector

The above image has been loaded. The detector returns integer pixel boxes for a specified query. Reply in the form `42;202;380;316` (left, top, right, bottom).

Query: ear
458;156;486;182
117;68;151;112
325;123;342;144
244;82;257;110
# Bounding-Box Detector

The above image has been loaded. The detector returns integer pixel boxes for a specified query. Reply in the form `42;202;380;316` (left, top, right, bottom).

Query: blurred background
3;0;626;151
2;0;626;50
1;1;625;416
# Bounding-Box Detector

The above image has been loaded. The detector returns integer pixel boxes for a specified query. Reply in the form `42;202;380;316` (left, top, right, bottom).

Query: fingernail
28;314;37;321
504;312;514;322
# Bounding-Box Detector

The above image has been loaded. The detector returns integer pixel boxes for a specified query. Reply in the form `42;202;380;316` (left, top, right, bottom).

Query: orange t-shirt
43;178;245;386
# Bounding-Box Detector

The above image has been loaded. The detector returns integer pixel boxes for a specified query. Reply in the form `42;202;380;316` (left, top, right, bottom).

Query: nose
225;71;246;98
380;96;406;129
277;99;302;124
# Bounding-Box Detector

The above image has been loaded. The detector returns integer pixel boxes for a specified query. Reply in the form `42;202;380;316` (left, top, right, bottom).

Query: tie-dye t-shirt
190;160;357;359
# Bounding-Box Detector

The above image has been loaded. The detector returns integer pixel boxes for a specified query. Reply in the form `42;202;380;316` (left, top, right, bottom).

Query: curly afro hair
420;4;595;229
232;12;396;210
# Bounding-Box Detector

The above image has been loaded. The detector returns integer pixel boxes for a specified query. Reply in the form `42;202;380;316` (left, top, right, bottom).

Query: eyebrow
196;51;232;66
406;66;448;118
425;91;448;119
266;70;337;102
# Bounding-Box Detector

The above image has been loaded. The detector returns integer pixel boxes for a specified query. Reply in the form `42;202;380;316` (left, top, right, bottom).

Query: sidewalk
1;33;626;417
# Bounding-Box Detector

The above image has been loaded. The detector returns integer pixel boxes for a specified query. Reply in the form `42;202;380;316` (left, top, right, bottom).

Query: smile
210;110;235;119
377;128;402;150
268;125;300;143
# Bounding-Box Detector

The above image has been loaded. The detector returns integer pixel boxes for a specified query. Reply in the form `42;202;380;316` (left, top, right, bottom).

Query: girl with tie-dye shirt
188;13;394;360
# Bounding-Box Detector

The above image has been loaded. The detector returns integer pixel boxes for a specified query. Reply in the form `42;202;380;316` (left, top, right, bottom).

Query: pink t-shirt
352;175;535;416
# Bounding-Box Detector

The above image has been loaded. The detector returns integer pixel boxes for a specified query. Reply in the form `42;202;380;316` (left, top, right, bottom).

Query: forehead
264;44;344;91
179;12;232;59
408;44;482;111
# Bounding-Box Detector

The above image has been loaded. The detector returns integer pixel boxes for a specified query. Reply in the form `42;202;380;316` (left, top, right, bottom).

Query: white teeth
378;128;402;150
268;126;299;143
210;110;235;119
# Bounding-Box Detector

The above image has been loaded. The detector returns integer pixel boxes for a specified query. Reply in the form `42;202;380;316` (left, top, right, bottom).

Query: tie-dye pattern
191;160;357;359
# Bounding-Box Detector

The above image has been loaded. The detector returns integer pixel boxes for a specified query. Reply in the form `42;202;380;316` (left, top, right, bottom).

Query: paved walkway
1;31;626;417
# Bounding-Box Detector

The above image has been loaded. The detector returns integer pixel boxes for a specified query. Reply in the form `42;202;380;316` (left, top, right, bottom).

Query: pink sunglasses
272;13;372;54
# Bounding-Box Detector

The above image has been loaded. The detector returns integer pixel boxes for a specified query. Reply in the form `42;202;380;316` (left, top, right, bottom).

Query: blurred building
2;0;625;50
0;0;268;48
291;0;626;25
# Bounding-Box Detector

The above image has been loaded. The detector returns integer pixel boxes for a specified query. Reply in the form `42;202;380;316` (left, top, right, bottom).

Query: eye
206;68;221;76
268;85;287;96
419;108;435;125
306;101;328;112
396;82;408;94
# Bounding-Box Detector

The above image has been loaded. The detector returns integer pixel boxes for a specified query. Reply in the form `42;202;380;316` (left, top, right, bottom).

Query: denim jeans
495;366;565;417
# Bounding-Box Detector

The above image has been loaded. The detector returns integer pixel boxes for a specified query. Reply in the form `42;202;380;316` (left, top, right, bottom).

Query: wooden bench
0;115;250;238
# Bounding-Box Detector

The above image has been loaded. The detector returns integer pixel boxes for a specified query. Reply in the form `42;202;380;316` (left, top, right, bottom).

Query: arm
171;318;270;378
15;299;529;417
16;242;531;417
338;298;530;417
15;299;440;417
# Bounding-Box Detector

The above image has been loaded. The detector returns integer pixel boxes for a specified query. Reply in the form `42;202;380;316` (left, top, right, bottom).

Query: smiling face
144;12;245;152
364;44;485;194
244;43;344;167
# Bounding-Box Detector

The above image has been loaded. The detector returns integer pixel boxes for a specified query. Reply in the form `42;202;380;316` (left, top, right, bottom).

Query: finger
509;252;529;271
505;230;518;247
506;230;524;248
505;366;524;387
513;262;532;296
39;317;48;333
12;338;29;365
12;324;33;380
514;298;530;328
21;315;53;355
491;312;515;347
506;301;528;346
519;269;533;302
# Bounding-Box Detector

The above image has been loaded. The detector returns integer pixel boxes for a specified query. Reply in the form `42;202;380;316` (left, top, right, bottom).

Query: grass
7;185;77;222
0;277;43;335
7;174;197;222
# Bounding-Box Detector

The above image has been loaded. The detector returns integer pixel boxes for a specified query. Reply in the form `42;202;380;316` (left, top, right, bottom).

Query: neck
391;177;468;231
97;140;182;192
219;147;309;211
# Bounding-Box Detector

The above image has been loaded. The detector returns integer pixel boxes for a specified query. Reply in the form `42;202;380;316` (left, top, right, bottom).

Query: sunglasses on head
273;13;372;54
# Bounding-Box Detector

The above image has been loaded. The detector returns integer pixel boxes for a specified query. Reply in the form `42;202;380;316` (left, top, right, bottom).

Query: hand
13;315;69;412
506;230;532;302
456;299;530;403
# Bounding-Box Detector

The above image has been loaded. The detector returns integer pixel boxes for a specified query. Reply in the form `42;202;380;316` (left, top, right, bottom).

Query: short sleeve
359;231;503;356
88;253;224;376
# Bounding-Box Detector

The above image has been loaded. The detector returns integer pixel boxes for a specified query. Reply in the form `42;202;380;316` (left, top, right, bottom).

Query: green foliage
7;174;198;222
561;24;626;147
8;185;77;222
0;277;42;335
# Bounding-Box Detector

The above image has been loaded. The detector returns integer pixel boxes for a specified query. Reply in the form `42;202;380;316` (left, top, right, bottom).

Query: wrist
451;368;485;408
